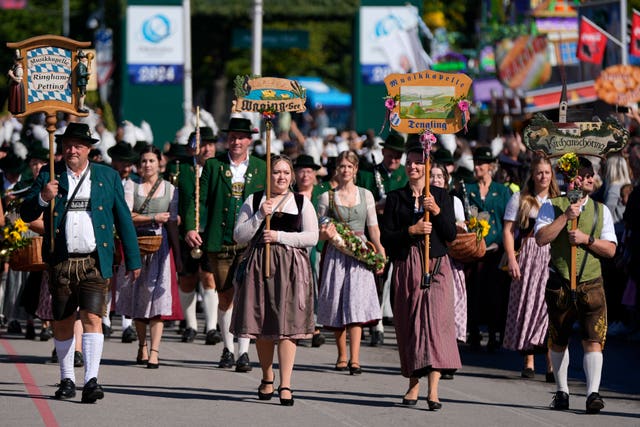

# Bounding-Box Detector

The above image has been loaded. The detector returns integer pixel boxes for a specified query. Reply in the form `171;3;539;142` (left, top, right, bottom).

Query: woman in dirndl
231;155;318;406
503;155;559;380
117;146;179;369
316;150;386;375
381;143;460;411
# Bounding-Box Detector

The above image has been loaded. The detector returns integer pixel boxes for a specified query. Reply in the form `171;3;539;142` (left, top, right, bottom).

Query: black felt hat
381;132;405;152
293;154;321;170
55;123;99;145
165;143;191;160
0;151;26;174
221;118;258;134
27;146;49;163
432;148;455;165
473;146;495;164
108;142;139;163
188;127;217;143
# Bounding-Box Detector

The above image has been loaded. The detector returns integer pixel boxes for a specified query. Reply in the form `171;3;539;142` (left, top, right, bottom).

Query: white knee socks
82;333;104;384
237;337;250;356
583;351;603;395
218;308;234;353
54;337;75;382
179;289;198;330
121;316;132;330
550;348;570;393
203;289;219;332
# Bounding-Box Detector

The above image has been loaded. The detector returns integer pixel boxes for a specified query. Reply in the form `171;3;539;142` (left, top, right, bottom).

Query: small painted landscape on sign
399;85;456;120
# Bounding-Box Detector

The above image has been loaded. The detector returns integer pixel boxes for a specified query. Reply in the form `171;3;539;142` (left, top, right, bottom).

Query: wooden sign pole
423;156;431;288
265;119;272;277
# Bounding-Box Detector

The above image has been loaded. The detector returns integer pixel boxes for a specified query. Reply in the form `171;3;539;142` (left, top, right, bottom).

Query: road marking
1;338;59;427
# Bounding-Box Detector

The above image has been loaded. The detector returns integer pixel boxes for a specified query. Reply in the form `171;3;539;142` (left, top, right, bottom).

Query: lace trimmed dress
316;187;382;328
116;179;178;319
230;192;318;339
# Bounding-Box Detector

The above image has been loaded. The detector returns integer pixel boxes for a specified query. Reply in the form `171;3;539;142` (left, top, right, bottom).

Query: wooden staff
191;107;203;259
265;118;272;277
46;113;57;254
423;153;431;289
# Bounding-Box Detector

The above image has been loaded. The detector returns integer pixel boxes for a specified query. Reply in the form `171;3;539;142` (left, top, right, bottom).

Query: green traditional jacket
164;159;206;238
357;165;408;201
184;153;266;252
549;197;604;283
466;181;512;248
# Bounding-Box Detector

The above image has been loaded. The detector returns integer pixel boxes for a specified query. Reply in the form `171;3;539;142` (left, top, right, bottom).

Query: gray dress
317;187;382;327
117;180;177;319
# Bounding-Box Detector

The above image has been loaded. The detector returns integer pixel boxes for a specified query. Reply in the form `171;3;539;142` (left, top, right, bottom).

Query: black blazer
381;184;456;261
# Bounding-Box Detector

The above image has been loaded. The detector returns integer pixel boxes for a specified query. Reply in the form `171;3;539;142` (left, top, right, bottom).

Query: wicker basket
447;229;486;263
9;236;48;272
137;235;163;255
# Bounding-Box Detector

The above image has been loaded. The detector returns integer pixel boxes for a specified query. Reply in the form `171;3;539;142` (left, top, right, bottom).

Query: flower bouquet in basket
320;217;387;272
1;217;46;271
0;217;31;257
447;207;490;263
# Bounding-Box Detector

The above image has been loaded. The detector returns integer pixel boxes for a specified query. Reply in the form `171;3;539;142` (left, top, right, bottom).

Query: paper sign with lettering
523;113;629;157
231;76;307;114
7;35;91;117
594;64;640;106
383;71;472;134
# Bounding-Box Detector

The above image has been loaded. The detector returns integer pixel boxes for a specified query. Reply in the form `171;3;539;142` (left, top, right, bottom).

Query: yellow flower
480;219;490;238
8;231;21;244
468;217;478;229
14;218;28;233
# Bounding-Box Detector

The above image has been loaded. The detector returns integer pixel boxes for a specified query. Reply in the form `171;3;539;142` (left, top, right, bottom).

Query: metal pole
251;0;263;76
62;0;69;37
183;0;193;127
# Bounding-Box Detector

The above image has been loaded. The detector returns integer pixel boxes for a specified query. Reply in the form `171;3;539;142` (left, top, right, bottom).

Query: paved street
1;319;638;427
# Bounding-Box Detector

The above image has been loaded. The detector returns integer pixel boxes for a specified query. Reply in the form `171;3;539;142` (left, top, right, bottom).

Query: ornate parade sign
523;113;629;157
231;76;307;114
382;70;472;134
7;35;91;117
594;64;640;106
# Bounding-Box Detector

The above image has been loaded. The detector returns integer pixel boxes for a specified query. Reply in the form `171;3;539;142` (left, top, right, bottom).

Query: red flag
631;10;640;57
577;17;608;64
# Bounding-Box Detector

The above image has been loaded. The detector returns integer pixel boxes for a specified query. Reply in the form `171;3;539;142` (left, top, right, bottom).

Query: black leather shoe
102;324;112;338
54;378;76;399
311;332;326;347
586;392;605;414
218;347;235;369
296;338;311;347
369;331;384;347
205;329;222;345
348;361;362;375
121;326;136;343
550;391;569;410
401;397;417;406
40;327;53;342
181;327;197;343
81;378;104;403
258;379;274;400
74;351;84;368
235;352;252;372
25;324;36;340
545;372;555;383
521;368;535;379
441;369;455;380
278;387;294;406
7;320;22;334
427;400;442;411
51;348;58;363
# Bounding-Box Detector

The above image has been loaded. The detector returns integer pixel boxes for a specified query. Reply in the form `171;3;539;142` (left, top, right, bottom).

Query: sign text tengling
383;70;472;134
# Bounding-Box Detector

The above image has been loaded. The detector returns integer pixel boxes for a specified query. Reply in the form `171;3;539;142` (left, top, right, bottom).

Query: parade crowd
0;106;639;414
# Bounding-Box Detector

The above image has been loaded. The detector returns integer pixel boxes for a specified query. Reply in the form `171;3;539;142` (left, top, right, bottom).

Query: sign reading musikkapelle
231;76;307;114
383;70;472;134
7;35;91;117
523;113;629;157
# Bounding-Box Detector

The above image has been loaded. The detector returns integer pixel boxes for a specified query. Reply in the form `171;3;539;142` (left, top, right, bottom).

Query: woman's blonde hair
517;156;560;229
